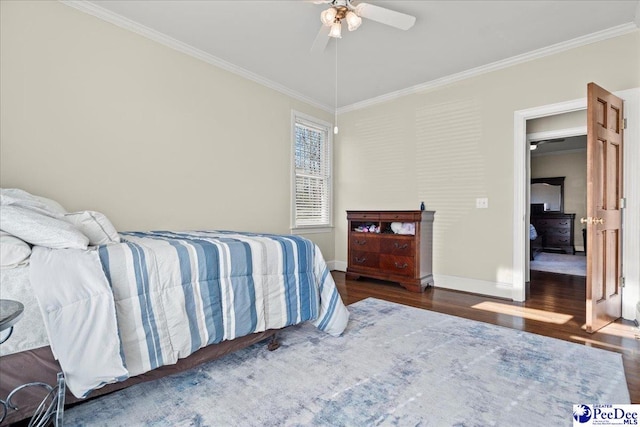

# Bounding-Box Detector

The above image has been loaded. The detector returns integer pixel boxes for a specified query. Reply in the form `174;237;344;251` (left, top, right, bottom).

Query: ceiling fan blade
355;3;416;30
310;25;331;53
534;138;565;145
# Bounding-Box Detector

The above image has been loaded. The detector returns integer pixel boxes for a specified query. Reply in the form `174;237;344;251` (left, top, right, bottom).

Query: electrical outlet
476;197;489;209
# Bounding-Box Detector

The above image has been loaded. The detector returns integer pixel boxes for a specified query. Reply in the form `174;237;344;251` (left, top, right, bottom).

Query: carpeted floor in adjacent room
530;252;587;276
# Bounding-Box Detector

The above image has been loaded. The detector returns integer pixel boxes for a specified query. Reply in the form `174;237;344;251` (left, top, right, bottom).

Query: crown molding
59;1;637;116
339;23;639;114
59;0;334;114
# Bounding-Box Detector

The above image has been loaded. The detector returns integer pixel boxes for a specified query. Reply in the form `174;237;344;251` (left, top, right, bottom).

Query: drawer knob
354;239;367;245
355;257;367;263
394;262;408;269
394;242;409;250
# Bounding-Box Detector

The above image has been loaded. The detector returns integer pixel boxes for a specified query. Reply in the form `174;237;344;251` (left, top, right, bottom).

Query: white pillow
0;231;32;268
0;188;66;218
34;195;67;215
64;211;120;246
0;205;89;249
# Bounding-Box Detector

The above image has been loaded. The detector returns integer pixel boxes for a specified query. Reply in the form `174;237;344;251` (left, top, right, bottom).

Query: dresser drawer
349;235;381;252
534;218;572;228
380;238;415;255
545;235;572;246
380;255;415;277
379;212;421;221
348;212;380;221
544;227;572;238
350;251;379;269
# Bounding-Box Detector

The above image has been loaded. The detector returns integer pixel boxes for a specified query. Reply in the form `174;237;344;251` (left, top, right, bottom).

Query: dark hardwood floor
332;270;640;403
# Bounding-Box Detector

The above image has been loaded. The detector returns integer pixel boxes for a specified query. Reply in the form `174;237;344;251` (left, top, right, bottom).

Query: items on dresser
530;212;576;255
346;210;434;292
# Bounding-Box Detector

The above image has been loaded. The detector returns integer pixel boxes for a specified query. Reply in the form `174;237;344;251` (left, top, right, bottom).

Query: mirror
531;177;564;213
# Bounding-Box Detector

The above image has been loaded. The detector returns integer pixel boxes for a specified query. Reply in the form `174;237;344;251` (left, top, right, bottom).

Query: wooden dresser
346;210;434;292
530;212;576;255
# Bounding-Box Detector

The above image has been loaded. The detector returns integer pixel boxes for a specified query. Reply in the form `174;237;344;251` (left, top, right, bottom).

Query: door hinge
623;118;627;129
620;276;625;288
621;198;627;209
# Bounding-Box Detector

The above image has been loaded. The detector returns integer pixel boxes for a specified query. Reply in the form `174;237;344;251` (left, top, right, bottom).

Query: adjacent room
1;1;639;425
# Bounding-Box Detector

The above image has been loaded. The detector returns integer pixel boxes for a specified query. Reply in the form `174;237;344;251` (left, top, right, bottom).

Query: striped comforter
30;231;349;398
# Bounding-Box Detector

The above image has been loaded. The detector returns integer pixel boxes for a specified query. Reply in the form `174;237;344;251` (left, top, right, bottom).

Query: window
292;111;332;229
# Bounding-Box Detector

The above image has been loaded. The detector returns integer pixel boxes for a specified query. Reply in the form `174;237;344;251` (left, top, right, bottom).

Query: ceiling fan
311;0;416;52
529;138;565;151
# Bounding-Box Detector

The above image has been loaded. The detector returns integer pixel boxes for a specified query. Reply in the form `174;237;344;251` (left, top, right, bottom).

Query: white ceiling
530;135;586;156
73;1;639;111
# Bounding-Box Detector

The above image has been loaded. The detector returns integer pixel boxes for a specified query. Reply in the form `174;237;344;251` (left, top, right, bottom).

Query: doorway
527;128;587;278
512;88;639;322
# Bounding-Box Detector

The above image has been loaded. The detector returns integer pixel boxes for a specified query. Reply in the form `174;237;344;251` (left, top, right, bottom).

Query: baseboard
433;274;515;300
328;260;346;272
329;260;347;272
330;263;515;300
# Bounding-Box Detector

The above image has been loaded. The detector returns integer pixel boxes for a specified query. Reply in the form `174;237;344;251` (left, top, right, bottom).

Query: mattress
0;266;48;356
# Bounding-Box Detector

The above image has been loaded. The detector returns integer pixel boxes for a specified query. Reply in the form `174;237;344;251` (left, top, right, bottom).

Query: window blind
294;118;331;227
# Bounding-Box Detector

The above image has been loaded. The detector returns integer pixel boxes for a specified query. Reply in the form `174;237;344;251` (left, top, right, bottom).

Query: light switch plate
476;197;489;208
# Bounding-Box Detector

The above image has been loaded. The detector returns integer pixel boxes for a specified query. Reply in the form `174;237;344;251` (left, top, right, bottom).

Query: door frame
512;88;639;321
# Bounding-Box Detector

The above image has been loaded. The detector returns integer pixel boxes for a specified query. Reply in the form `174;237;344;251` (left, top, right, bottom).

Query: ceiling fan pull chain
334;37;339;135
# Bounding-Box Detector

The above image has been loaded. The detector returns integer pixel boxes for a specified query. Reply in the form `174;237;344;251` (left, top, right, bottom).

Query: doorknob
581;217;604;225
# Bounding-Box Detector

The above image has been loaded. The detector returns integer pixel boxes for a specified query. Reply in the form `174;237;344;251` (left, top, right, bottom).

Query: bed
0;190;349;425
530;224;543;260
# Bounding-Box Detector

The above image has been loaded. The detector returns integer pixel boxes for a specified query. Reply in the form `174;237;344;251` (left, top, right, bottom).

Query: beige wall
0;1;335;257
531;151;588;251
335;31;639;293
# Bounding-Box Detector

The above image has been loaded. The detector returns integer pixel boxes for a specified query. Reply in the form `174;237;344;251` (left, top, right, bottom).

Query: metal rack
0;300;65;426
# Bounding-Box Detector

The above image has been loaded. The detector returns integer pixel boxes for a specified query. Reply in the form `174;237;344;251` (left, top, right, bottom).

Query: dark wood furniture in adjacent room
531;212;576;255
346;210;434;292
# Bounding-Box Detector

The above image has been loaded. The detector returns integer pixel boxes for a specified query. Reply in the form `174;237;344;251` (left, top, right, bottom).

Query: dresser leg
346;273;361;281
400;275;433;293
400;283;429;293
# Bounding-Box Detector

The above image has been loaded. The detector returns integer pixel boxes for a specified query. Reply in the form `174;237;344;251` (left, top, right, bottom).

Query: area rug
531;252;587;276
63;298;628;426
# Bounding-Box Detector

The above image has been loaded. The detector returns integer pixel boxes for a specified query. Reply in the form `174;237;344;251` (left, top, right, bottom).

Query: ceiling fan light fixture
329;21;342;38
345;11;362;31
320;7;337;26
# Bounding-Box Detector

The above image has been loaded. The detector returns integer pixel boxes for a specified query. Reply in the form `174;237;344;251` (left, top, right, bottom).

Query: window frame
290;110;333;233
